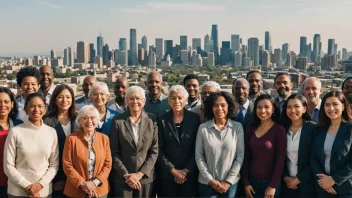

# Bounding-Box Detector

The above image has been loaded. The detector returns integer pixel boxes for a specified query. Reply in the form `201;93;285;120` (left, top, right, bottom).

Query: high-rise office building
265;31;272;52
300;37;307;57
77;41;88;63
64;46;74;66
192;38;201;51
180;50;189;65
207;52;215;66
113;49;119;64
282;43;290;62
103;44;110;64
248;38;259;66
231;34;240;53
130;29;138;65
204;34;210;52
155;38;164;60
141;35;148;52
313;34;321;62
220;41;231;65
342;48;348;60
296;57;308;70
97;34;104;56
211;25;219;64
138;48;145;65
234;51;242;67
328;39;335;55
50;49;56;60
94;56;103;68
262;50;270;67
286;53;292;68
307;43;312;62
334;43;338;55
165;40;173;57
89;43;95;63
119;38;127;51
180;36;187;50
274;48;282;67
33;55;42;66
119;51;128;66
149;51;156;68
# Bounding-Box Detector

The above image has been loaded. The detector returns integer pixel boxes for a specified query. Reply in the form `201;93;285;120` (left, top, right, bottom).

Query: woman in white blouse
4;92;59;198
44;84;79;197
281;94;316;197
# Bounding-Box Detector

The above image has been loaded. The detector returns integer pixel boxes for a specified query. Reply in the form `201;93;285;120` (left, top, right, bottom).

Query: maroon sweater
0;129;9;186
242;123;286;188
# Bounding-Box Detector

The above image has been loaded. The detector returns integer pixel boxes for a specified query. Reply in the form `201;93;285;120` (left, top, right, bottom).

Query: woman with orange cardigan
62;105;112;198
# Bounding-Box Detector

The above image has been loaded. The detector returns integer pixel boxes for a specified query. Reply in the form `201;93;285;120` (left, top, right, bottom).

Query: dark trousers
112;182;153;198
249;176;281;198
281;184;316;198
198;182;238;198
316;188;352;198
0;185;7;198
52;189;67;198
158;176;196;197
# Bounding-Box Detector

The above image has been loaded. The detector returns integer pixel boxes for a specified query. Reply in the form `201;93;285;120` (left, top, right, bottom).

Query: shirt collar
47;84;56;96
25;119;44;130
207;118;233;129
242;99;250;110
146;92;166;103
315;99;322;110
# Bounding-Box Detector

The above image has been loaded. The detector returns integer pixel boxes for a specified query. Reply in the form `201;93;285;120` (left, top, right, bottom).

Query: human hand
125;172;143;189
30;192;40;198
244;185;255;198
53;181;65;191
218;181;230;194
317;174;335;189
284;176;300;189
209;179;223;193
25;183;43;195
171;168;186;184
264;186;276;198
325;187;337;195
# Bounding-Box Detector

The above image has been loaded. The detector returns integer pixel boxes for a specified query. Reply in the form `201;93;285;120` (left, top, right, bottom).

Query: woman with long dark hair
281;94;316;197
242;94;286;198
311;91;352;197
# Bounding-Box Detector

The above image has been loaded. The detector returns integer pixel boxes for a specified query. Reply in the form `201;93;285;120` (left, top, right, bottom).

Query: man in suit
246;70;263;103
106;77;129;113
75;76;97;110
302;77;322;123
39;65;56;107
183;74;201;110
274;72;293;112
232;78;254;129
342;77;352;110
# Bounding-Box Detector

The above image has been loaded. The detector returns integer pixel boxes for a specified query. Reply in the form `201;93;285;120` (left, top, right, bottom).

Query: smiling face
127;91;145;113
233;80;249;104
169;90;186;112
80;109;98;132
0;92;14;118
21;76;39;99
184;79;200;101
146;72;162;97
343;78;352;104
256;99;274;122
247;72;263;95
39;66;54;89
114;78;129;101
275;75;293;98
82;76;97;99
286;98;307;122
91;87;109;108
303;78;322;104
324;96;344;121
25;96;46;122
212;96;229;120
55;89;72;112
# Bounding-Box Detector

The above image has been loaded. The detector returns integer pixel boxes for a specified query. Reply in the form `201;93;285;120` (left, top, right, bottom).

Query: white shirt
286;127;302;176
15;95;28;122
62;122;71;136
131;119;141;145
39;84;57;108
239;99;250;118
185;97;202;110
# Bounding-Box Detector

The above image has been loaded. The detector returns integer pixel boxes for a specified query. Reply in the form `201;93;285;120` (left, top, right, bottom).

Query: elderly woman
44;84;80;197
157;85;200;197
0;87;23;197
62;105;112;198
89;82;119;136
195;91;244;197
15;66;41;121
4;93;59;198
110;86;158;198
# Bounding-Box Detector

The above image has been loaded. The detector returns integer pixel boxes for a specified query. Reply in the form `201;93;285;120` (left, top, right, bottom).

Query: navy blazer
283;121;316;192
232;101;254;129
98;107;119;136
310;122;352;195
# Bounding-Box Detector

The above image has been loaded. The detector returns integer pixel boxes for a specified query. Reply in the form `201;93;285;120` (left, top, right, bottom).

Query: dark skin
145;71;163;102
39;65;54;96
232;80;250;105
82;76;97;99
343;78;352;105
114;77;129;106
184;79;200;103
246;72;263;100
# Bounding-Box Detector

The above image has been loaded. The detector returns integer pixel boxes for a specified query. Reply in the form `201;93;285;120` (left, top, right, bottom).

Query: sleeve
4;129;32;188
225;123;245;184
195;127;214;182
62;137;86;188
185;115;201;174
269;126;287;188
157;118;175;171
310;130;325;179
94;136;112;184
242;126;252;187
296;126;315;182
139;120;159;178
38;131;59;186
110;119;129;177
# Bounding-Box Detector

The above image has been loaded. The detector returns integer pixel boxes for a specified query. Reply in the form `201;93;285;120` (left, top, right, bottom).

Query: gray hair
146;71;162;83
233;78;250;88
301;77;322;89
88;82;110;99
75;105;100;128
168;85;189;102
125;86;146;103
200;81;221;91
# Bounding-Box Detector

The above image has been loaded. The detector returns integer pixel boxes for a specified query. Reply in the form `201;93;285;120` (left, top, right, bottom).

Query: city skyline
1;0;352;56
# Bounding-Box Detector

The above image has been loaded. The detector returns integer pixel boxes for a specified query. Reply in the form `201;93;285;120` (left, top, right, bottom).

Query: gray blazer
110;111;159;184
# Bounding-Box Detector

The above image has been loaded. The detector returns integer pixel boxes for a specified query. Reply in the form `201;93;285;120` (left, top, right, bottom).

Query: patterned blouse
87;133;96;180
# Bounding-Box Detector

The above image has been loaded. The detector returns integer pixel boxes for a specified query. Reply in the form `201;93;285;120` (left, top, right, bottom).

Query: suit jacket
232;101;254;129
62;130;112;198
110;111;159;185
157;109;200;179
310;122;352;194
97;107;119;136
283;121;316;192
43;116;79;183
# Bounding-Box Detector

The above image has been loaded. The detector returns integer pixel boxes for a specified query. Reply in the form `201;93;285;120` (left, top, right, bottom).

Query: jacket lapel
330;122;347;158
243;102;254;123
124;117;137;149
166;110;180;144
181;110;191;140
137;111;149;150
297;122;309;167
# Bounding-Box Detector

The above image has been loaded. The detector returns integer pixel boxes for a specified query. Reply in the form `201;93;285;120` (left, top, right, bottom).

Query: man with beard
106;77;129;113
76;76;97;110
232;78;254;128
183;74;201;110
246;70;263;103
39;65;56;107
302;77;323;123
274;72;293;112
342;77;352;110
144;71;170;116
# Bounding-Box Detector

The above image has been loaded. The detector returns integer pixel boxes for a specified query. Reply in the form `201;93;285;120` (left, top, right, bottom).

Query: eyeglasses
92;92;107;97
82;116;96;121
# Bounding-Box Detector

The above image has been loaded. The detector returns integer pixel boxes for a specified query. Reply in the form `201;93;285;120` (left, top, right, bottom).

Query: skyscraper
204;34;210;52
220;41;231;65
130;29;138;65
119;38;127;51
192;38;201;51
211;25;219;64
282;43;290;62
328;39;335;55
342;48;348;60
248;38;259;66
165;40;173;58
103;44;110;64
208;52;215;66
50;49;56;60
334;44;338;55
155;38;164;59
300;37;307;57
313;34;321;62
97;34;104;56
262;50;270;67
141;35;148;52
265;31;272;52
274;48;282;67
180;36;187;50
89;43;95;63
231;34;240;53
77;41;88;63
180;50;189;65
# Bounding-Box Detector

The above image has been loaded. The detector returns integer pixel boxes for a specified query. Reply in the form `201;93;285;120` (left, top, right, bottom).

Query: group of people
0;65;352;198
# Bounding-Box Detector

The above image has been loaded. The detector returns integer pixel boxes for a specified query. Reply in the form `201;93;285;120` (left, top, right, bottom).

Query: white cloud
35;0;62;9
300;7;328;12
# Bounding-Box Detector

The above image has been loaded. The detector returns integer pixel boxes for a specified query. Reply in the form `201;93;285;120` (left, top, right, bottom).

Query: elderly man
183;74;201;110
106;77;129;113
39;65;56;107
191;81;221;123
232;78;254;128
76;76;97;110
274;72;294;112
342;77;352;110
246;70;263;103
144;71;170;116
302;77;323;123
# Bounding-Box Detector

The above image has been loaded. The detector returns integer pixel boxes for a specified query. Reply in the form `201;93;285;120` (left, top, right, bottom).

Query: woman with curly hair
15;66;41;121
195;91;244;197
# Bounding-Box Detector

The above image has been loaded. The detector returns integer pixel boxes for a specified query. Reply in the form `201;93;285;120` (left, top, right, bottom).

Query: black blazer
110;111;159;185
157;109;200;179
232;101;254;129
43;116;79;183
310;122;352;194
283;121;316;192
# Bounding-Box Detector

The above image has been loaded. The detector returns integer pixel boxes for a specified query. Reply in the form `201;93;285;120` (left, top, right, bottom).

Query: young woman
281;94;316;197
311;91;352;197
242;94;286;198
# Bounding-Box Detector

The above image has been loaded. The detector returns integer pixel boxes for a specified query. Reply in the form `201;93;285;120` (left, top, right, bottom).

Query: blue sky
1;0;351;56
